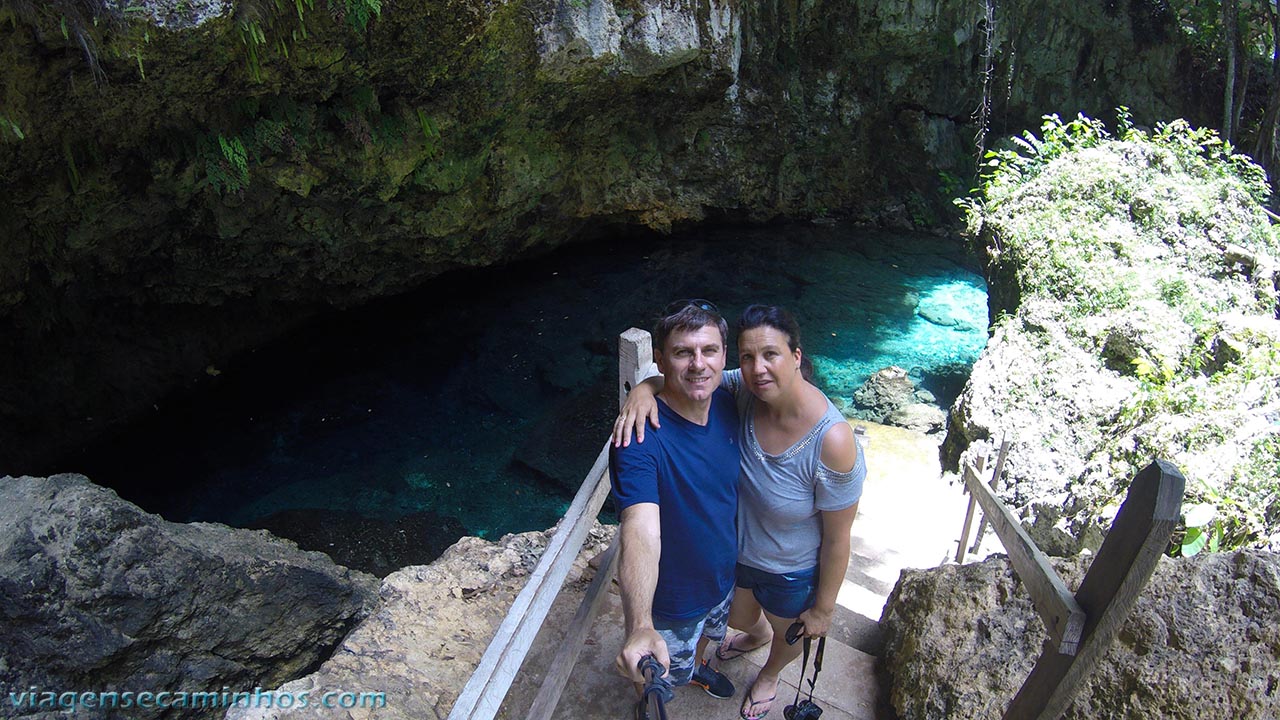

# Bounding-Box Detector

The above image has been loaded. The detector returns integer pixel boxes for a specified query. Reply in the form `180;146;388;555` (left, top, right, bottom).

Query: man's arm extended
615;502;669;682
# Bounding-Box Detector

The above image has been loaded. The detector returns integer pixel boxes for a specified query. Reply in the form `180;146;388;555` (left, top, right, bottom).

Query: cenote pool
75;221;989;575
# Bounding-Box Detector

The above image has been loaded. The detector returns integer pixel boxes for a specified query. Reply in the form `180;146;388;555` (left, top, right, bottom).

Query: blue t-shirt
609;387;739;621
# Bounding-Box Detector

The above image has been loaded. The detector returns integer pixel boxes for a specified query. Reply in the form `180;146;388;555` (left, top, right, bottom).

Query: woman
614;305;863;720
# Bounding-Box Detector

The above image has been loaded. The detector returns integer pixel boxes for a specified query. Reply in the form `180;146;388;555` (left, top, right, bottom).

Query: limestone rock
946;136;1280;553
942;308;1135;525
1098;303;1193;374
0;474;379;720
879;550;1280;720
224;521;617;719
884;402;947;435
513;377;617;495
917;297;978;331
531;0;736;79
125;0;230;29
852;366;917;422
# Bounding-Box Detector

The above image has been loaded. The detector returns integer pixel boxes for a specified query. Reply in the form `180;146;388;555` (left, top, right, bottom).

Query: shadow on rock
251;508;469;578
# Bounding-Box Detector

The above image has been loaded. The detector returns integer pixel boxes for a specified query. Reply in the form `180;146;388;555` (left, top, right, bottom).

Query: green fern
219;135;248;176
239;19;266;82
202;134;250;194
416;109;441;156
330;0;381;31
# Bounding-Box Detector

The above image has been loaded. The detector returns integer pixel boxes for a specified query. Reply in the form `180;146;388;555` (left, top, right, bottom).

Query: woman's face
738;325;801;402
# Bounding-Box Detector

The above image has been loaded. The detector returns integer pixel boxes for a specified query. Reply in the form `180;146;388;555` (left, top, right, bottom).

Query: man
609;300;739;703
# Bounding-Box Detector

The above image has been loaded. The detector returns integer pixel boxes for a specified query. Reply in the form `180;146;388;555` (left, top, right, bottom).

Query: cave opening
70;220;989;576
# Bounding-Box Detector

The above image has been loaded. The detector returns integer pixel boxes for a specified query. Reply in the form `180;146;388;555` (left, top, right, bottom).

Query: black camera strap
790;635;826;708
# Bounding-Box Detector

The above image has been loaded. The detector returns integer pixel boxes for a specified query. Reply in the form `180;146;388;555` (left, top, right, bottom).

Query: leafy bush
967;109;1271;204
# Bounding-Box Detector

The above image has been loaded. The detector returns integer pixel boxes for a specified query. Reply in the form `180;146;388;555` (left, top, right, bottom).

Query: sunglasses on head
662;299;719;316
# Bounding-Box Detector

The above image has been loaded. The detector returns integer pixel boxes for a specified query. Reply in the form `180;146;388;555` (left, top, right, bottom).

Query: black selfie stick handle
638;654;663;683
636;653;674;718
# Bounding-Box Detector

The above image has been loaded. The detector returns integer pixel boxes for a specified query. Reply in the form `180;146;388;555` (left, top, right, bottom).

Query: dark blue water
76;222;986;574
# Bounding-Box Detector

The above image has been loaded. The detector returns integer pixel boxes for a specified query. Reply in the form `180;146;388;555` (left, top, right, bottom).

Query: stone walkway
497;421;1001;720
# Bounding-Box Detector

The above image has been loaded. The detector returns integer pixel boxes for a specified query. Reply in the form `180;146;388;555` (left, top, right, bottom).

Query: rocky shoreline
0;472;614;719
875;118;1280;718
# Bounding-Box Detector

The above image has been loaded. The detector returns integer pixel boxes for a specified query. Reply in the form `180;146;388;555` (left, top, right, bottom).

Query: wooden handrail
526;536;620;720
1002;459;1184;720
957;443;1185;720
447;444;613;720
963;461;1086;655
447;328;655;720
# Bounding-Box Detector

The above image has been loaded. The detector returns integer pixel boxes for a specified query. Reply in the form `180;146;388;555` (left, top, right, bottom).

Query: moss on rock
0;0;1217;469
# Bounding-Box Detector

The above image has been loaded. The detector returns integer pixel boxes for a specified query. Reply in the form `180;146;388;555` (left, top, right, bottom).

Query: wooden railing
957;446;1186;720
447;328;655;720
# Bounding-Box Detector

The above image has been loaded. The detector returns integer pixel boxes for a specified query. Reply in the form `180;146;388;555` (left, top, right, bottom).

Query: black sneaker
690;660;735;699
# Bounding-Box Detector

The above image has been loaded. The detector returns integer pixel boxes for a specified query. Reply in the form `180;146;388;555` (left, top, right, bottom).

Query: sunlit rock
880;550;1280;720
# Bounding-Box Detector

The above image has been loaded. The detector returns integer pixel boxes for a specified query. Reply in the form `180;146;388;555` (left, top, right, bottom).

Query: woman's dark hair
737;304;802;350
736;304;814;380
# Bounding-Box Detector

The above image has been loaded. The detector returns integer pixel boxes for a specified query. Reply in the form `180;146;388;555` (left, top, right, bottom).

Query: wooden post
971;437;1011;553
963;462;1086;655
619;327;653;408
1002;460;1185;720
956;454;987;563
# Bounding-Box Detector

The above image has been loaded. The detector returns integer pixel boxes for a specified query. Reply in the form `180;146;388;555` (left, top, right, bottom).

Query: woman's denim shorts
734;562;818;619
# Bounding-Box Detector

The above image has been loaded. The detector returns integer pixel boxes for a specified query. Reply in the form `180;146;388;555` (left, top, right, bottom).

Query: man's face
656;324;726;404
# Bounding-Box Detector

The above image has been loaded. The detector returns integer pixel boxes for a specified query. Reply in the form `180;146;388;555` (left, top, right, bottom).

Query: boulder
851;367;949;434
879;550;1280;720
0;474;379;719
884;402;948;435
947;135;1280;554
513;378;617;495
941;306;1139;555
852;366;917;422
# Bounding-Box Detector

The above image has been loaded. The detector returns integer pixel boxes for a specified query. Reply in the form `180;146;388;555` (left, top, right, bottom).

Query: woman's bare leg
740;609;804;719
713;587;771;668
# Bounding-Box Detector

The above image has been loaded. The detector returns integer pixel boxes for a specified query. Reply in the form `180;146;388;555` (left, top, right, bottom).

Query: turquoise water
76;222;987;572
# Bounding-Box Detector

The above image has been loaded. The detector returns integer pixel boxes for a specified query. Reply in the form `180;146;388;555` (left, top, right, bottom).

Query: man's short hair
653;299;728;352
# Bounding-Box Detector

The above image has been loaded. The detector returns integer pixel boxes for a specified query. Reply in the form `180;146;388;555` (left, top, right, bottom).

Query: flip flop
716;633;765;662
739;688;776;720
